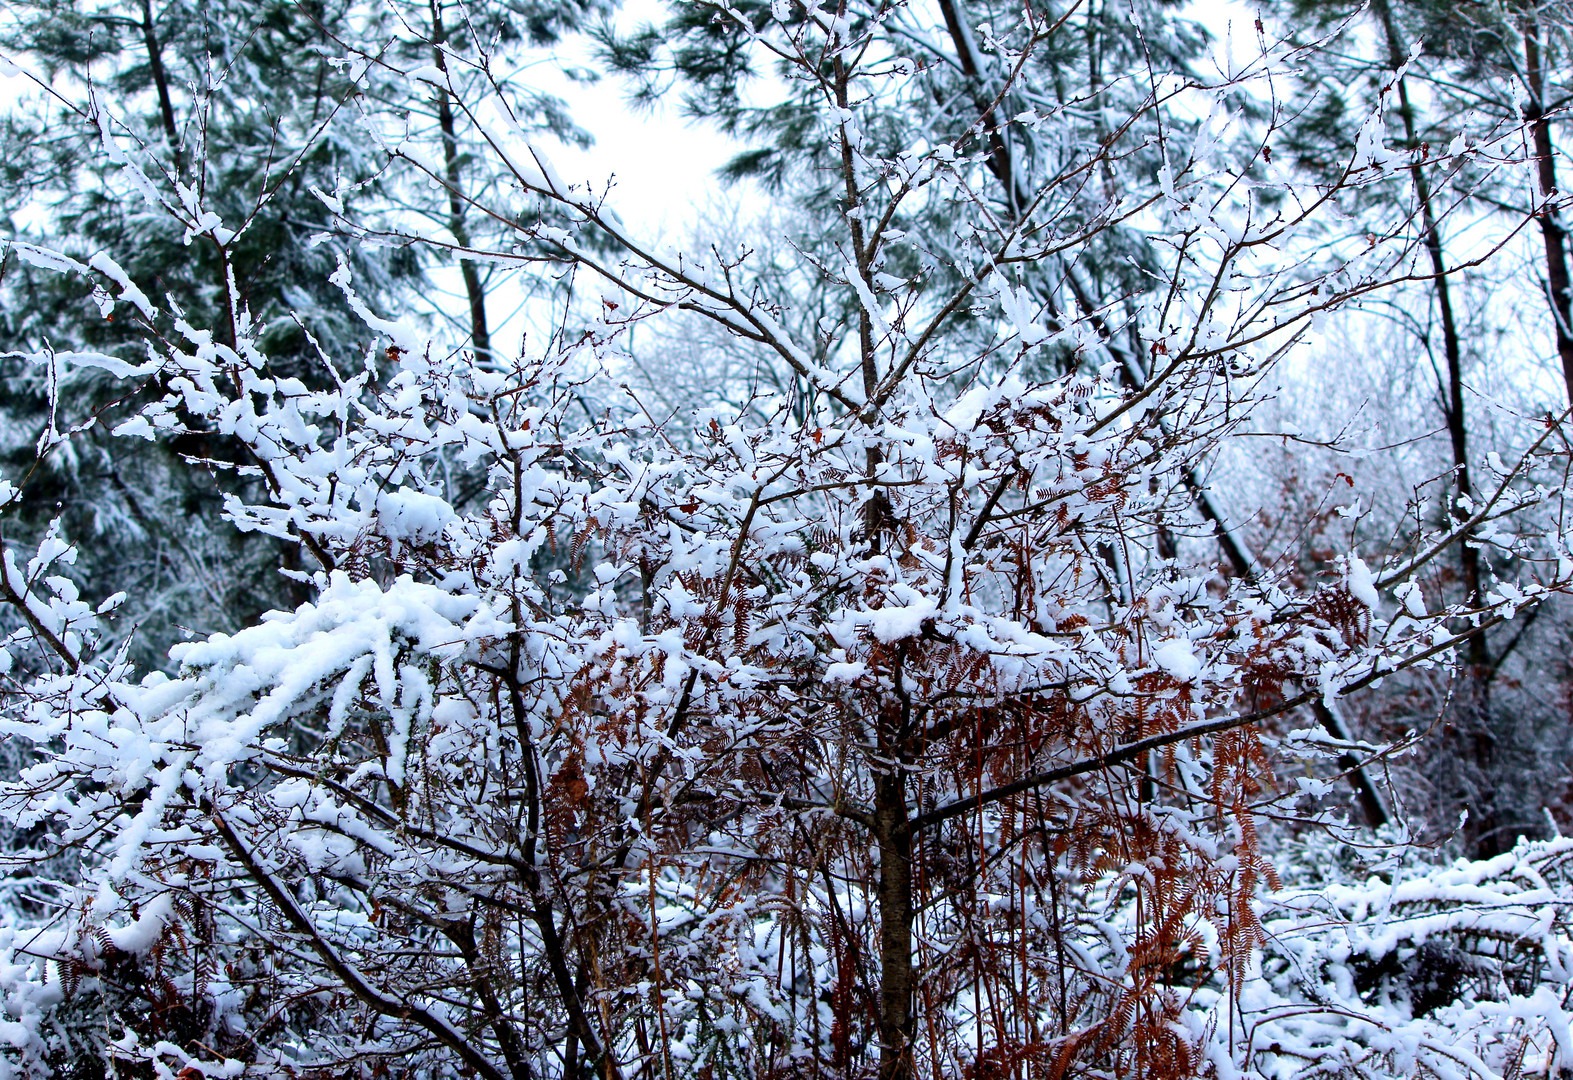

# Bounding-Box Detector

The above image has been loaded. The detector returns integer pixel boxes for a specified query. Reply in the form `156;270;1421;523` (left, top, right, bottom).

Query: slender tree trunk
504;622;620;1080
1525;22;1573;406
875;771;915;1080
1374;0;1497;851
141;0;242;354
429;0;492;364
836;15;913;1066
1372;0;1483;627
1399;123;1479;623
138;0;180;169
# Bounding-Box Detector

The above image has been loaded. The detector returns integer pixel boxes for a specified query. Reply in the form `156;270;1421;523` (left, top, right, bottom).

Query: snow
0;5;1567;1075
1153;637;1201;682
374;488;456;543
1346;556;1380;610
1394;580;1427;618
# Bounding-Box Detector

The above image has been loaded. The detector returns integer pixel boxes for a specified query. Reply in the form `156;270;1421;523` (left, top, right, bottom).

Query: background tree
595;0;1213;386
0;0;414;667
1259;0;1573;854
0;0;598;669
0;1;598;1069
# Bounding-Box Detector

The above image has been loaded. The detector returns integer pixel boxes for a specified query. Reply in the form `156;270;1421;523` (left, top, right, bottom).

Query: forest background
6;0;1573;1078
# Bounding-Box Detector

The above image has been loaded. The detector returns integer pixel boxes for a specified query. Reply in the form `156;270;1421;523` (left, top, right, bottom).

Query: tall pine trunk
1374;0;1497;853
1525;20;1573;407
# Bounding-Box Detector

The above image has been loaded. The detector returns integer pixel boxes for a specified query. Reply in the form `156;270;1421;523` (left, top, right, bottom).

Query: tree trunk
1525;21;1573;406
875;771;915;1080
1373;0;1497;852
1371;0;1483;624
139;0;180;169
429;0;493;364
941;0;1392;828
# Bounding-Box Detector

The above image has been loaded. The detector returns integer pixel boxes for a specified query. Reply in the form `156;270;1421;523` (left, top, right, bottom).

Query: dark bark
1525;22;1573;406
935;0;1018;209
429;0;493;364
447;919;534;1080
833;27;915;1068
1188;457;1391;825
1311;700;1392;828
1372;0;1497;851
1371;0;1484;634
874;771;915;1080
504;610;622;1080
905;612;1510;836
208;809;513;1080
138;0;180;169
140;0;242;353
936;0;1392;827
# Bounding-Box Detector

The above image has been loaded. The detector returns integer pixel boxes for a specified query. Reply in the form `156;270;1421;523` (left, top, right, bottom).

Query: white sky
522;0;755;236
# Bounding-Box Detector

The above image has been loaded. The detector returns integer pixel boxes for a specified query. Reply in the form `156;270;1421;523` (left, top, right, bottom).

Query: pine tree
596;0;1214;383
1257;0;1573;854
0;0;599;667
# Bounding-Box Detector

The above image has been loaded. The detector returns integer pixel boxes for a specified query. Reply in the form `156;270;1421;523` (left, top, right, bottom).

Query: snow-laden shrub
1;3;1570;1078
1186;837;1573;1080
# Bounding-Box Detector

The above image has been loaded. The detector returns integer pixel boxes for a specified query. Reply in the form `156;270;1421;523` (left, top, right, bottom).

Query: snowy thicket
1206;834;1573;1080
3;0;1573;1078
